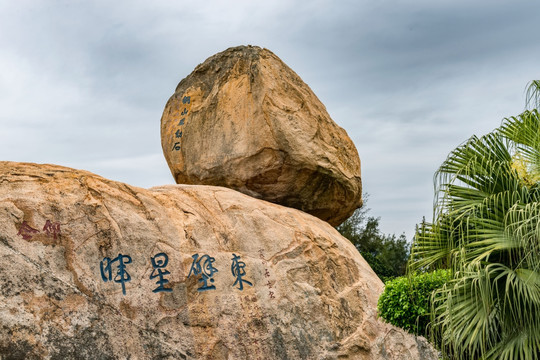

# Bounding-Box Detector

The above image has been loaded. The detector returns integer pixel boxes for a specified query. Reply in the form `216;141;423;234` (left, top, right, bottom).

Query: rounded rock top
161;45;362;226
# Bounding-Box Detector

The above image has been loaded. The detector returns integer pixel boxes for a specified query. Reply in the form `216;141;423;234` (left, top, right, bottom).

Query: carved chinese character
231;253;253;291
187;253;218;291
100;254;132;295
150;252;172;293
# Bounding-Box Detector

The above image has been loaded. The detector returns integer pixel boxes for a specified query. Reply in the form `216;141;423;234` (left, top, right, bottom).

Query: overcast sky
1;0;539;239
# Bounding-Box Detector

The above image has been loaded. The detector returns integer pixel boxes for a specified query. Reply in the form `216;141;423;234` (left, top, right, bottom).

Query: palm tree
410;81;540;359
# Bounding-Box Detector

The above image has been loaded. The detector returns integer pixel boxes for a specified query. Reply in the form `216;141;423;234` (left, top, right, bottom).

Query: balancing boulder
161;46;362;226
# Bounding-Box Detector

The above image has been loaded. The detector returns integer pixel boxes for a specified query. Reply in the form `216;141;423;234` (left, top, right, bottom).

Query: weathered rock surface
161;45;362;226
0;162;435;359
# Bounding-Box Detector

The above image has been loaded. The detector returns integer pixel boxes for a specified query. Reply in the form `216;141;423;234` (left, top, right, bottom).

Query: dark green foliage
377;270;450;336
337;197;410;281
409;81;540;359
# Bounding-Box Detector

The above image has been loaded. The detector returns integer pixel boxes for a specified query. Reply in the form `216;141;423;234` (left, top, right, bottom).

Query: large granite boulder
0;162;435;359
161;45;362;226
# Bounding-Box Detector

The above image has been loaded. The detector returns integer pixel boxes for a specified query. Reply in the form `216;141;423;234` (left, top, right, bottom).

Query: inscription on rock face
259;248;276;300
100;253;132;295
231;253;253;290
187;253;219;291
15;214;266;298
171;95;191;152
95;247;259;296
17;219;61;241
150;252;172;293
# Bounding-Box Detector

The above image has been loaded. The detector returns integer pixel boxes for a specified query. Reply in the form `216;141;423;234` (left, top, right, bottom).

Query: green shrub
337;200;410;281
377;269;450;336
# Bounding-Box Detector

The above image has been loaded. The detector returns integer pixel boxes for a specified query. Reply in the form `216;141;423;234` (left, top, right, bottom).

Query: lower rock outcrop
0;162;435;359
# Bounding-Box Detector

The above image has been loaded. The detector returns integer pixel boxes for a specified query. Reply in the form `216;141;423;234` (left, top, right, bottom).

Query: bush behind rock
377;269;450;336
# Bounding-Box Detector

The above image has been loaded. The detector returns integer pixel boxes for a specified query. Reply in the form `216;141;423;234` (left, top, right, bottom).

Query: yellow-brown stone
0;161;435;359
161;45;362;226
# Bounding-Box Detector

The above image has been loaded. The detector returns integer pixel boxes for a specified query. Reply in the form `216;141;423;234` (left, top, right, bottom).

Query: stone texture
0;161;435;359
161;45;362;226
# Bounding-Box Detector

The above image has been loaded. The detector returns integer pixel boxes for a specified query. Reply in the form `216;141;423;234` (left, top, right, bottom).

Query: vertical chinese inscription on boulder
171;95;191;152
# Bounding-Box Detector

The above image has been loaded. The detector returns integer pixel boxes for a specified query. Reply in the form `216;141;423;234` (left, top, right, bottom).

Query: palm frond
410;82;540;359
525;80;540;110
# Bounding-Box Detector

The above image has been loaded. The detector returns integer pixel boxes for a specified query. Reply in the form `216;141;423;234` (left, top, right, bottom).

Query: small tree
337;195;410;281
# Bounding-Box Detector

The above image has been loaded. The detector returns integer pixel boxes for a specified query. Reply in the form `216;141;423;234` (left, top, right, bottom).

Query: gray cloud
1;0;539;239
